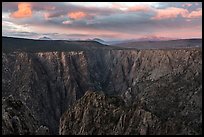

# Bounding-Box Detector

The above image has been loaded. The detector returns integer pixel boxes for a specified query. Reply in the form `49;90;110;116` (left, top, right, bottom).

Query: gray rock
2;47;202;134
59;91;201;135
2;95;50;135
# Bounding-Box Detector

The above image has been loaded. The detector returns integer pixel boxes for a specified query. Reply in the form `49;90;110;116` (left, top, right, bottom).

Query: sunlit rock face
59;90;201;135
59;91;162;135
2;47;202;135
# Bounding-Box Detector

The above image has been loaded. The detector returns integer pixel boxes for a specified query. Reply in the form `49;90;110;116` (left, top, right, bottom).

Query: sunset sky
2;2;202;41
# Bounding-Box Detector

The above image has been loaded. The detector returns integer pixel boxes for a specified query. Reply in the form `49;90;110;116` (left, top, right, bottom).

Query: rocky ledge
59;91;201;135
2;95;50;135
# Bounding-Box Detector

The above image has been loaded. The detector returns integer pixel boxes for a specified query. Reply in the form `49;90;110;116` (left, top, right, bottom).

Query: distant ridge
39;36;52;40
2;36;116;53
2;36;202;52
136;36;176;41
112;38;202;49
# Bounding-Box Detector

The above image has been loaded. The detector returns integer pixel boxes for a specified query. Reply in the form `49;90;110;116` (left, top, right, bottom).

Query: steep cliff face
59;91;200;135
2;48;202;134
2;51;90;134
59;91;162;135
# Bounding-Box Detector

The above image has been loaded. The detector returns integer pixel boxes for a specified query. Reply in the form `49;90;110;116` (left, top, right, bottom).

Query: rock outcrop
59;91;160;135
59;91;201;135
2;95;49;135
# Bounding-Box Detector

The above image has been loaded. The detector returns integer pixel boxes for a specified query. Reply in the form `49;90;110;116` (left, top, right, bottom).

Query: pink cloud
68;11;87;20
186;8;202;18
150;25;202;39
152;7;188;20
152;6;202;20
10;3;32;18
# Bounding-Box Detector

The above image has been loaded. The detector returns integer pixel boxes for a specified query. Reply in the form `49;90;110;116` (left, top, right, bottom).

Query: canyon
2;37;202;135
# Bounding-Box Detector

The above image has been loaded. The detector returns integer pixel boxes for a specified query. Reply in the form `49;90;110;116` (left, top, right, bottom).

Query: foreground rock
2;95;49;135
59;91;201;135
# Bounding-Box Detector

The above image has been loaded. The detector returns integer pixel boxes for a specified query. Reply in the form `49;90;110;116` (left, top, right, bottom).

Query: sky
2;2;202;41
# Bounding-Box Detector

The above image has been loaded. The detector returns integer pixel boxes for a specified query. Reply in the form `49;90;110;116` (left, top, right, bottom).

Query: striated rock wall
2;48;202;134
59;91;201;135
59;91;161;135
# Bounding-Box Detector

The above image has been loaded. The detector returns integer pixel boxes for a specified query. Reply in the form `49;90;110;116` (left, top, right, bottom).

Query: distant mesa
137;36;175;41
92;38;127;45
39;36;52;40
92;36;176;45
93;38;105;43
92;38;109;45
